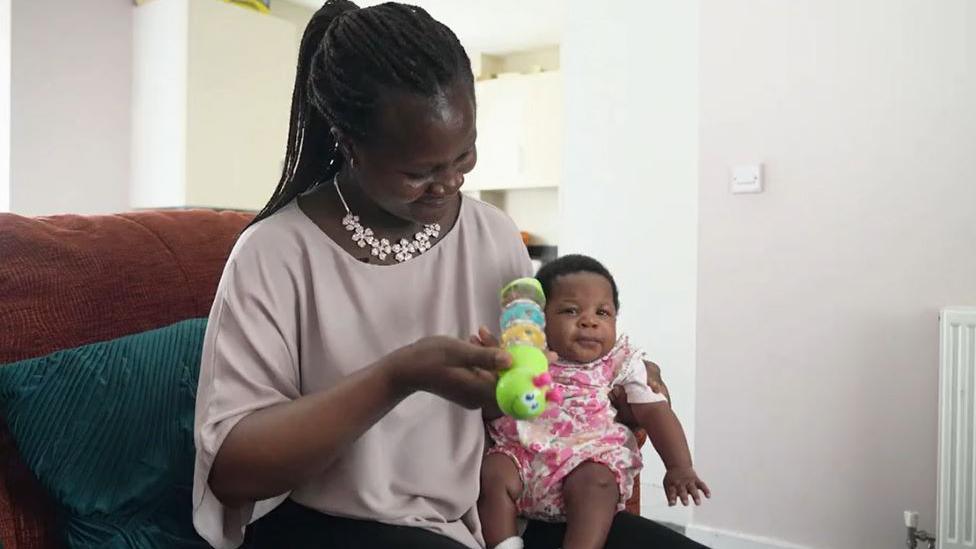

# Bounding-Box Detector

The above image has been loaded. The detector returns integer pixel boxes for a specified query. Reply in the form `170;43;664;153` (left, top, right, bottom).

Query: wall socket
731;164;763;194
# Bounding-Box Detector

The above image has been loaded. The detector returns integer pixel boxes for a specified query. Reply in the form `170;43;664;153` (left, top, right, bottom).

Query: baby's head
536;254;620;363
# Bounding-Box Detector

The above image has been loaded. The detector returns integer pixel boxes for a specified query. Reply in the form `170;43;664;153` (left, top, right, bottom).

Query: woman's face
348;80;477;225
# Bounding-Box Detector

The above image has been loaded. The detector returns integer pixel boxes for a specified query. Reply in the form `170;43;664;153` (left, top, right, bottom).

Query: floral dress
487;336;666;521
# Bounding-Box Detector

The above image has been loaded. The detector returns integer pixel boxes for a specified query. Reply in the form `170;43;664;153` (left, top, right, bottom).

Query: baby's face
544;272;617;363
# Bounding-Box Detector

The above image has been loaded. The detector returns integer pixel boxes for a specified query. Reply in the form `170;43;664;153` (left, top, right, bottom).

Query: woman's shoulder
459;196;524;247
459;196;530;267
227;201;315;270
461;195;519;232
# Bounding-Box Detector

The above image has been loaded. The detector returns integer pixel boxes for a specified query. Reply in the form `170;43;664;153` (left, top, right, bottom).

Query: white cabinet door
518;70;561;190
467;71;561;191
467;75;524;190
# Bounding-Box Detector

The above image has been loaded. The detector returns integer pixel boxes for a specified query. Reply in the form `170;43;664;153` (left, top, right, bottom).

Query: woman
192;2;708;548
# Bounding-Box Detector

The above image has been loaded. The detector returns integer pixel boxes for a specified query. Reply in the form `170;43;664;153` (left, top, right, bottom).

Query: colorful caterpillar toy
495;278;563;420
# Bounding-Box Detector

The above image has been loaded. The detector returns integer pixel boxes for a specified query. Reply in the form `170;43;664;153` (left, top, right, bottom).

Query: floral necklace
333;176;441;263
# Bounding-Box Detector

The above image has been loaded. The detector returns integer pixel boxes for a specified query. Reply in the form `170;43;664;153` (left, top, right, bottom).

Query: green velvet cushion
0;319;210;548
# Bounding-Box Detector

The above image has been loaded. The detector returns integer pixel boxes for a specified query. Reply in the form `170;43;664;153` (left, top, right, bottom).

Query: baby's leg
562;462;620;549
478;453;524;548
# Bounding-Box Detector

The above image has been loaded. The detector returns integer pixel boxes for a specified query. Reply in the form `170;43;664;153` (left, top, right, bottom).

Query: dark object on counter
528;245;558;265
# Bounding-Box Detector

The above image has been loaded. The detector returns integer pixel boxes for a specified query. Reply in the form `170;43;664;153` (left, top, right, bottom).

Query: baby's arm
632;403;710;506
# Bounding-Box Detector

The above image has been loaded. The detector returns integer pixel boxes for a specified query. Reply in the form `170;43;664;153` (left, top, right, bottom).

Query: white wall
131;0;296;211
695;1;976;548
0;0;9;213
10;0;132;216
185;0;295;210
560;0;699;526
271;0;314;40
131;0;188;209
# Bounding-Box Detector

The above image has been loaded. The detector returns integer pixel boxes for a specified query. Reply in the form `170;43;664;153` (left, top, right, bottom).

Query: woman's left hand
611;360;671;429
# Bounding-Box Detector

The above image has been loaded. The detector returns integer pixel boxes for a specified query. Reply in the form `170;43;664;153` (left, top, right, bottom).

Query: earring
350;157;356;169
328;142;339;168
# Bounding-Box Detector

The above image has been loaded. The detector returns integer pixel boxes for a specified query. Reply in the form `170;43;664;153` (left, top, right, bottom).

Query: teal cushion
0;319;210;548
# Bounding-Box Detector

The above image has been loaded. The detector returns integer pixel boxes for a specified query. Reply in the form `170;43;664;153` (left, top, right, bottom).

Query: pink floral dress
487;336;666;521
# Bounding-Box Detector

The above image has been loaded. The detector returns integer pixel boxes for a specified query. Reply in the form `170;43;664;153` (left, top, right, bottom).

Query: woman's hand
469;326;558;363
467;326;559;419
388;335;512;409
611;360;671;428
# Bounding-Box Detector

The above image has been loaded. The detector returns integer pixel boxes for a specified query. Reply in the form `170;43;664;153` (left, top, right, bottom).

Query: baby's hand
663;467;710;506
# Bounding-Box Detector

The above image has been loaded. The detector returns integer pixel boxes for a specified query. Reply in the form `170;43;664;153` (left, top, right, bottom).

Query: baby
479;254;709;549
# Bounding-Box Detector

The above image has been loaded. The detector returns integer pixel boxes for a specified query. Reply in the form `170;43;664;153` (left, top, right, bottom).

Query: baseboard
686;524;811;549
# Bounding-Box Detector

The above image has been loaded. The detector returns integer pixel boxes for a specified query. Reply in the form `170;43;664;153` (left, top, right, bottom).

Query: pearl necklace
333;176;441;263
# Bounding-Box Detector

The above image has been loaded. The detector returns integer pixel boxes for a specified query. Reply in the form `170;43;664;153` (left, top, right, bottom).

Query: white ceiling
290;0;563;54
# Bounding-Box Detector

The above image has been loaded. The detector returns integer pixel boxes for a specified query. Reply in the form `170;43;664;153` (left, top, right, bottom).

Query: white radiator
939;307;976;549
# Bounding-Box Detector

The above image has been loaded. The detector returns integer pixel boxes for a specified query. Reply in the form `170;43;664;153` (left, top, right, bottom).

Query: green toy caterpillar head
496;345;564;420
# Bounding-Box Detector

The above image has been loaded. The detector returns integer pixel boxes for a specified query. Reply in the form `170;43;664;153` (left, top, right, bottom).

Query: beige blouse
192;198;533;548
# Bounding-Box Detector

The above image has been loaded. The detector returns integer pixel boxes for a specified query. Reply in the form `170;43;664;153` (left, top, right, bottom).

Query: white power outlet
731;164;763;194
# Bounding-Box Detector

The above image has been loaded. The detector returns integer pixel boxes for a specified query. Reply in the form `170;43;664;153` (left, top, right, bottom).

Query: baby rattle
495;277;563;420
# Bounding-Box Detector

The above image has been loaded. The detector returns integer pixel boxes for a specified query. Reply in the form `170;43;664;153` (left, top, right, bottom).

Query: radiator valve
904;511;936;549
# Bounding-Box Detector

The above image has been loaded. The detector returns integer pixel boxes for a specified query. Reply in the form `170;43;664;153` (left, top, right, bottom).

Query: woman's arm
611;359;671;428
643;359;671;404
209;354;401;506
209;337;509;506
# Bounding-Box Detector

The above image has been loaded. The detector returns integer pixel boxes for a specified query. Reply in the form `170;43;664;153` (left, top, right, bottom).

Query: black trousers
245;500;710;548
